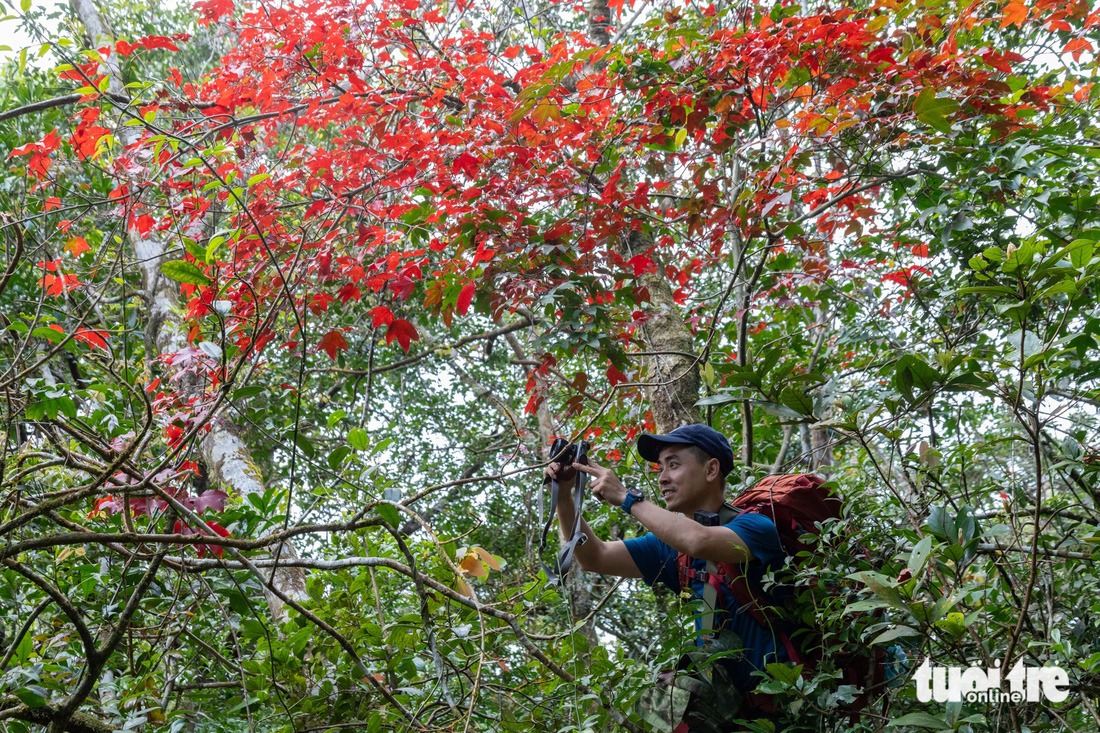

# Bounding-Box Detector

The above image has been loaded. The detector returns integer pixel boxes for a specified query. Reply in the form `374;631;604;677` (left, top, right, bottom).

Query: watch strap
621;489;644;515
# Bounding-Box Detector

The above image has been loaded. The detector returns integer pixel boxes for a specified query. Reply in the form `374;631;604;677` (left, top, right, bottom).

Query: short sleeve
623;533;680;590
725;512;784;570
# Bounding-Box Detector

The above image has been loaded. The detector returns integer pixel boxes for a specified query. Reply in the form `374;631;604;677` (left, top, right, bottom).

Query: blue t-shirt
624;512;788;692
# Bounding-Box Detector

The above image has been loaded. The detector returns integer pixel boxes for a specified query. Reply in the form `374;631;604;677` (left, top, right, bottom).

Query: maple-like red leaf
372;305;395;328
385;319;419;352
318;330;349;360
73;329;109;350
456;282;476;316
607;365;628;387
194;0;234;23
136;35;181;52
1000;1;1028;28
452;152;480;178
65;237;90;257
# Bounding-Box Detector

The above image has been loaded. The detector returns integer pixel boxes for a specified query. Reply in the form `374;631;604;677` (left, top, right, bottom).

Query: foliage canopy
1;0;1099;730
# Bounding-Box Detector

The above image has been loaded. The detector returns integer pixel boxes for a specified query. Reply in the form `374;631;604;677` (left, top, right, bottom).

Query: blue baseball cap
637;424;735;477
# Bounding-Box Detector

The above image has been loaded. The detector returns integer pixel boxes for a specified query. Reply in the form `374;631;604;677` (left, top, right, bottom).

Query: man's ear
706;457;721;483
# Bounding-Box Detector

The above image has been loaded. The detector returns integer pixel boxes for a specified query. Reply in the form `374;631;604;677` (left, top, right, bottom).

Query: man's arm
573;460;755;564
628;501;754;564
547;462;643;578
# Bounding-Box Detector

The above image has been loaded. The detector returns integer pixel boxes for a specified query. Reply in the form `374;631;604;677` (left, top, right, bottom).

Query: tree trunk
70;0;306;622
629;230;701;433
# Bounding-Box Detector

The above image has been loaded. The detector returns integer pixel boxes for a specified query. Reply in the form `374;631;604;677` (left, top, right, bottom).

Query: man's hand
544;459;577;489
572;460;627;507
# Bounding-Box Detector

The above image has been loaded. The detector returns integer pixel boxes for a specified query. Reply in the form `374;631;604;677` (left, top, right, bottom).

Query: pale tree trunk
628;231;701;433
587;0;611;46
581;0;700;436
70;0;306;621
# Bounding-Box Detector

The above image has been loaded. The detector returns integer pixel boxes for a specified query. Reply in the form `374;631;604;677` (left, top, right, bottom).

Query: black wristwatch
620;487;645;515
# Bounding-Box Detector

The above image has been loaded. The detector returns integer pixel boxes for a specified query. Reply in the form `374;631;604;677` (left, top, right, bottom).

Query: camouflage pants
636;649;744;733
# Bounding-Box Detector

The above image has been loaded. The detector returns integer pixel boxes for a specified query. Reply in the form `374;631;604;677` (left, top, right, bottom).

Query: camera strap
537;439;589;584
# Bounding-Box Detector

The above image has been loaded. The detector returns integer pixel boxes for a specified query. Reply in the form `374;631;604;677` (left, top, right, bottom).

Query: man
547;424;788;730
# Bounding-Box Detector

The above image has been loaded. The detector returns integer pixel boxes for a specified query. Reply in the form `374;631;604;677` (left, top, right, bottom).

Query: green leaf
927;505;956;542
779;387;815;416
935;611;967;639
1001;240;1040;274
871;625;922;645
292;432;315;458
956;505;977;545
907;535;934;576
695;393;740;407
886;712;950;729
31;326;65;343
327;445;351;470
160;260;212;286
14;686;48;708
348;428;369;450
233;385;266;401
764;662;803;685
20;0;30;11
1058;238;1096;269
755;401;806;421
913;87;960;133
378;503;400;527
849;571;906;611
844;599;889;614
894;354;940;401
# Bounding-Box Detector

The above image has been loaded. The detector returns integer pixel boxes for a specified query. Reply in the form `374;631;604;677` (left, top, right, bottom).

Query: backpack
675;474;884;720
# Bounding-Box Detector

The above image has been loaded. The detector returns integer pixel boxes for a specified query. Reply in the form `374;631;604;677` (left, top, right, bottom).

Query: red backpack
676;474;882;716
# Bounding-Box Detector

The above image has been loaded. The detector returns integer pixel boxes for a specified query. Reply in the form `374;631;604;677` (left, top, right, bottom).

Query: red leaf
1000;1;1028;28
626;254;656;277
337;283;361;305
191;489;228;514
452;152;480;178
73;329;109;350
385;319;419;352
318;330;349;360
309;292;335;315
456;282;476;316
1063;37;1093;62
607;365;628;387
194;0;234;22
65;237;90;257
136;35;181;52
89;495;121;517
372;305;395;329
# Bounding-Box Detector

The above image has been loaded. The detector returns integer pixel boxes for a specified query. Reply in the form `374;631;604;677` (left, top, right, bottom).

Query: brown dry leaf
459;553;488;578
473;546;500;571
455;577;474;598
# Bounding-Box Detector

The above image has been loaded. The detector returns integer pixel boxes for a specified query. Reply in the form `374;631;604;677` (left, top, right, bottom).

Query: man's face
655;444;717;514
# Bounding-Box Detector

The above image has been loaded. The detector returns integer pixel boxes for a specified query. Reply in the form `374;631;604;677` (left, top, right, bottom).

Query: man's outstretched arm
573;460;755;565
547;461;643;578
